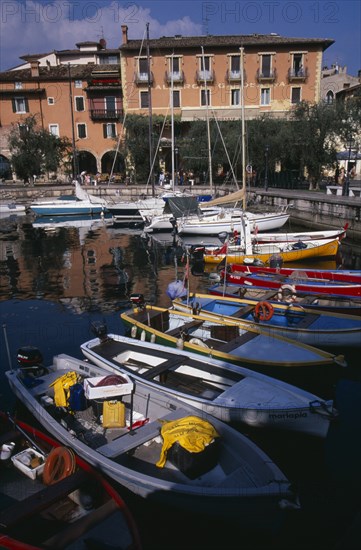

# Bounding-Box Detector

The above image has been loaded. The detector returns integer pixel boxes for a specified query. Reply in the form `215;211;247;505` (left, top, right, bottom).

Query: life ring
253;301;274;322
277;284;297;303
43;446;76;486
189;338;209;349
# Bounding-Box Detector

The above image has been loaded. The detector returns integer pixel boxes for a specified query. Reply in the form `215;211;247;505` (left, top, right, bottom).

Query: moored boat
119;300;345;375
0;410;142;550
207;282;361;316
203;237;340;265
228;263;361;284
224;269;361;298
29;182;107;217
172;293;361;348
80;324;337;437
5;353;298;524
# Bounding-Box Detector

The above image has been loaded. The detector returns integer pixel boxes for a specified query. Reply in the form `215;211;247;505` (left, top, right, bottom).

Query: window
292;53;304;76
230;56;241;78
105;96;116;115
291;87;301;104
260;54;271;77
172;90;180;108
49;124;59;137
103;123;116;138
138;58;149;81
75;96;85;111
15;82;23;89
75;80;82;88
140;91;149;108
77;123;87;139
201;89;210;107
261;88;271;105
199;55;212;80
48;97;55;105
169;56;180;77
326;90;334;104
12;97;29;113
102;55;119;64
231;89;240;106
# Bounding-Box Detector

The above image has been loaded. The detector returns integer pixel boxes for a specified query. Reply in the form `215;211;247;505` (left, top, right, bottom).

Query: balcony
165;71;184;85
288;67;308;82
134;72;154;86
256;68;277;83
226;69;246;83
196;70;214;84
90;109;123;121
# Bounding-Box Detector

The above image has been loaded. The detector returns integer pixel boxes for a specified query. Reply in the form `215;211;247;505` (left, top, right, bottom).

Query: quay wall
1;183;360;240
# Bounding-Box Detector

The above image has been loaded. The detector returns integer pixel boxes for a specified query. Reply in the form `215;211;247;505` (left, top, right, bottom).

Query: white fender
189;338;209;349
278;284;297;303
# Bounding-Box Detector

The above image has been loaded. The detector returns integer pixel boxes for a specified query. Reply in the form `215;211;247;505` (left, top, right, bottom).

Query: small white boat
177;207;290;235
5;352;297;524
30;182;107;217
0;203;27;215
80;326;337;438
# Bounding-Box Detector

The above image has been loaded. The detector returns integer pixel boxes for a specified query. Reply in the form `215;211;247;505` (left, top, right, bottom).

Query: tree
8;115;71;183
289;101;342;188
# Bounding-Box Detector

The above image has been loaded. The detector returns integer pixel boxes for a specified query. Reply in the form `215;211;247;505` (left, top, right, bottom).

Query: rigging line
211;110;239;189
145;105;170;189
108;28;147;186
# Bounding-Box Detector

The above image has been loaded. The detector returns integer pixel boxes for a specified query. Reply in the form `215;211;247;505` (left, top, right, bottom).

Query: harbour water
0;213;360;549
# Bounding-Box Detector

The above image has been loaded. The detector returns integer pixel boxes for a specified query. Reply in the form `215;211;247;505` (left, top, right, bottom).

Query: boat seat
42;499;119;549
231;304;256;318
0;469;89;529
142;356;184;380
167;319;203;337
293;313;319;328
97;408;189;458
219;331;258;352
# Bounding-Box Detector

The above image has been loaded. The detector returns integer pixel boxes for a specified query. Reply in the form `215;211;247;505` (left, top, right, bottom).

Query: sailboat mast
146;23;154;197
201;46;213;194
240;46;246;210
171;54;175;190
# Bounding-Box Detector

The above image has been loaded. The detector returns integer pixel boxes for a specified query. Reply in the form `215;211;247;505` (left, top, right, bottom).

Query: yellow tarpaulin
156;415;219;468
50;371;79;407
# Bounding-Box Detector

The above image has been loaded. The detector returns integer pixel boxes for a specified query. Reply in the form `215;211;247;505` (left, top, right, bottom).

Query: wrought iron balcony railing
89;109;123;120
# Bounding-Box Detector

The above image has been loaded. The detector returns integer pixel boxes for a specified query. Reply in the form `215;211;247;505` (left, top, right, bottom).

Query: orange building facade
0;29;333;181
120;26;333;121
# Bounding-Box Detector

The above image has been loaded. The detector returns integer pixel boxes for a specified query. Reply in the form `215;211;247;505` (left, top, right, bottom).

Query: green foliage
8;115;71;182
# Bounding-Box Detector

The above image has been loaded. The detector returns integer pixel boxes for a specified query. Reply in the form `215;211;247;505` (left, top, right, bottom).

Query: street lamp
264;145;269;191
343;134;354;197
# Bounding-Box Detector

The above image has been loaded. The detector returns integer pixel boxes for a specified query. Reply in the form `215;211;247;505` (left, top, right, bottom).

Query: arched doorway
77;151;97;175
101;151;125;176
0;155;12;179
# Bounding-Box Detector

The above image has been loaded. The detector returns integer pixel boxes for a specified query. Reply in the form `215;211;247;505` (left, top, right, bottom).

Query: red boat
229;264;361;285
223;270;361;298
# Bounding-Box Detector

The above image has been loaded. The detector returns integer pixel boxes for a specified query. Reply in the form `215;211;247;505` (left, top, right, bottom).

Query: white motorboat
29;182;107;217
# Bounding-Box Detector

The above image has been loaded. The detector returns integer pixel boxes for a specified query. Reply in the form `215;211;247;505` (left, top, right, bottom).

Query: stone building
320;64;360;105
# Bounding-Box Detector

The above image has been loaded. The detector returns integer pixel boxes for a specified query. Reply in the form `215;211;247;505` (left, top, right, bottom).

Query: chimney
121;25;128;45
30;60;40;78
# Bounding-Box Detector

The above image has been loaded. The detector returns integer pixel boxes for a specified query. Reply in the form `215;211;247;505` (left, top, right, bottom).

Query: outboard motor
17;346;46;377
130;293;145;308
90;321;108;342
17;346;43;367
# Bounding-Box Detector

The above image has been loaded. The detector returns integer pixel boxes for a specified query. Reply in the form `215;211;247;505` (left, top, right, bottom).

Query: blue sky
0;0;360;74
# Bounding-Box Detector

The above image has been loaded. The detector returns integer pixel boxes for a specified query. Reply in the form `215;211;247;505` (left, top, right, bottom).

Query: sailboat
146;47;290;235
